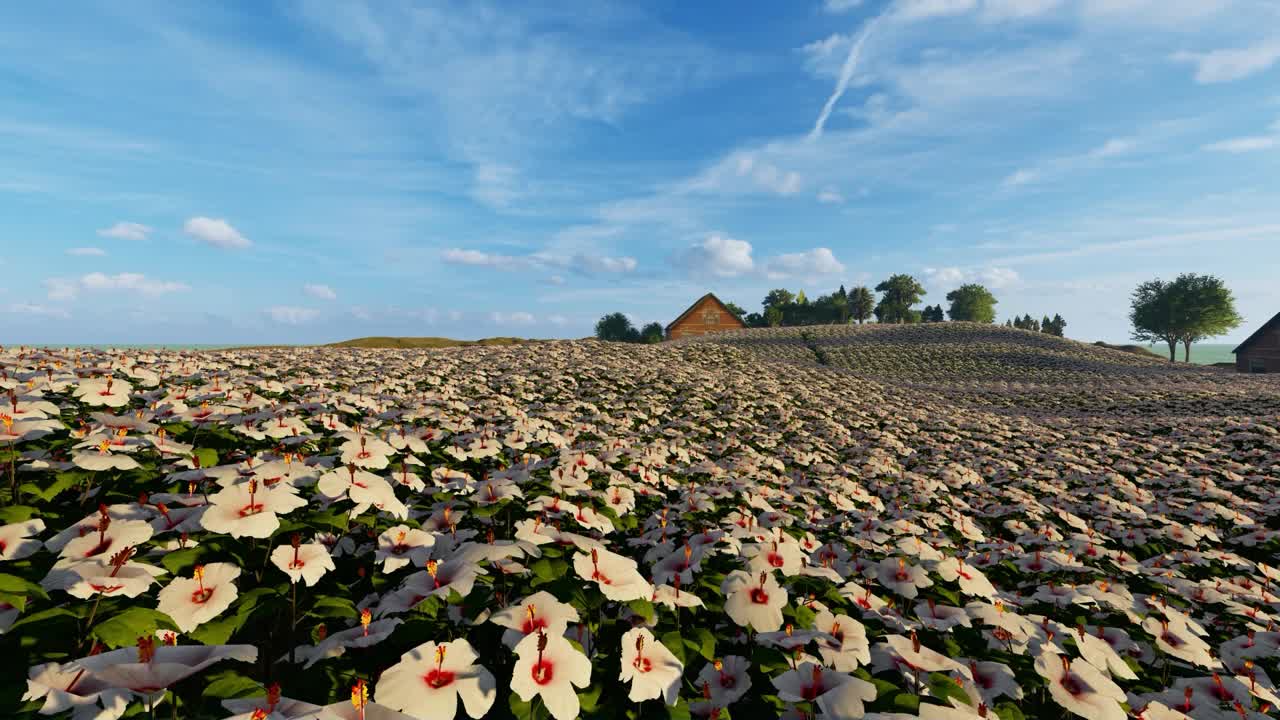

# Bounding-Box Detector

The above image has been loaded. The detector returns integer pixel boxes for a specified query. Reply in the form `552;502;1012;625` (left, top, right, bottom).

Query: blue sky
2;0;1278;345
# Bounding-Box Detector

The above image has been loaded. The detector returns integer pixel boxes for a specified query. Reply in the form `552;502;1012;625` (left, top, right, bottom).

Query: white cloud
441;248;522;270
980;0;1063;21
442;248;637;276
67;247;106;256
471;163;521;209
490;311;536;325
895;0;979;22
45;272;189;300
5;302;70;319
678;233;756;277
569;254;638;274
547;275;566;286
183;216;251;249
764;248;846;279
304;283;338;300
1003;169;1040;186
1172;41;1280;84
823;0;864;13
548;314;569;326
1202;121;1280;153
923;266;1021;289
1089;138;1136;158
266;306;319;324
1203;135;1277;153
97;222;153;241
817;187;846;204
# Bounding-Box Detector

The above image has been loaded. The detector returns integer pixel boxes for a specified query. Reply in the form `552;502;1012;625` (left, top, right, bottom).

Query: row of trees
740;276;1047;328
1130;273;1241;361
1006;314;1068;337
593;313;665;344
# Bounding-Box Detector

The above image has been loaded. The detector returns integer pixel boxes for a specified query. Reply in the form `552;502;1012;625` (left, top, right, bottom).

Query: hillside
325;336;528;349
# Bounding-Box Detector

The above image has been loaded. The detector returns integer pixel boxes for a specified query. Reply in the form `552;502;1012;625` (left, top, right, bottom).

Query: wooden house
1233;312;1280;373
665;293;746;340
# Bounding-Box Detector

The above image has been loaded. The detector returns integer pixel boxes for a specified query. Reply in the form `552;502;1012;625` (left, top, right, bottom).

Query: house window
1250;358;1266;373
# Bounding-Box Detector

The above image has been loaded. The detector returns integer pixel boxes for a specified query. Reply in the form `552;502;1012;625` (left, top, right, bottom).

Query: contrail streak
808;13;885;141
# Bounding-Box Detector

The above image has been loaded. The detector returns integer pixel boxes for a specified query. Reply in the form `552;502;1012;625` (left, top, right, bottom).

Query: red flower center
238;503;265;517
767;553;785;568
424;669;455;689
191;588;214;604
90;583;125;594
749;588;770;604
531;660;555;686
521;617;548;635
1059;673;1085;697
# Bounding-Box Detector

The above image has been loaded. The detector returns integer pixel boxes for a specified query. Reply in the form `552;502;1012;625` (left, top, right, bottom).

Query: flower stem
289;580;297;665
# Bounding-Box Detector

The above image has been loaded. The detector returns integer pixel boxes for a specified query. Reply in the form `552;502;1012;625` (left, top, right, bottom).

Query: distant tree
1129;280;1182;361
763;289;795;310
946;284;998;323
595;312;639;343
848;286;875;324
1129;275;1239;361
1042;314;1067;337
639;322;665;344
744;312;766;328
920;304;944;322
831;289;850;324
795;289;808;305
1004;319;1014;328
874;274;926;324
724;302;747;320
764;306;783;327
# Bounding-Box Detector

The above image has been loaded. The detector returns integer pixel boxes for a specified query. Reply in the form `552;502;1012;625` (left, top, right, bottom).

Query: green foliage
874;274;926;324
595;312;640;343
91;607;178;648
945;284;998;323
1130;274;1242;361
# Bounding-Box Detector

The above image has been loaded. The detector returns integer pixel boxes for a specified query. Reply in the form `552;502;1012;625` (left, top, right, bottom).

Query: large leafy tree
1170;274;1242;361
723;302;747;320
848;286;875;324
595;312;640;343
946;284;998;323
1042;314;1067;337
639;322;665;344
1130;274;1242;362
874;274;926;324
762;289;795;310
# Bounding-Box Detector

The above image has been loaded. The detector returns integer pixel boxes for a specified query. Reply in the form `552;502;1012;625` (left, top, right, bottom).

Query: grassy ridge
325;336;529;349
1092;341;1164;359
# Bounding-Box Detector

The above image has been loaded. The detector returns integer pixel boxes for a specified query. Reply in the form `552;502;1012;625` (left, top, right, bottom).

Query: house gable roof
665;293;746;334
1233;311;1280;355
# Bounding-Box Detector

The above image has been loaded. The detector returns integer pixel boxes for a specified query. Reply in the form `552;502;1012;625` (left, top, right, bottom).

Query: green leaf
792;603;816;629
661;630;686;664
665;698;693;720
194;448;218;469
627;598;656;625
8;606;77;634
189;613;243;645
0;504;38;520
687;626;717;661
32;471;86;502
927;673;972;707
309;596;358;621
202;670;263;699
160;547;204;575
994;701;1027;720
578;683;604;713
0;573;49;603
92;608;178;649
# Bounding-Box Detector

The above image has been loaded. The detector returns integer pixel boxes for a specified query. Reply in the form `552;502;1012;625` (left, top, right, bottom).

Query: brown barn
666;293;746;340
1234;312;1280;373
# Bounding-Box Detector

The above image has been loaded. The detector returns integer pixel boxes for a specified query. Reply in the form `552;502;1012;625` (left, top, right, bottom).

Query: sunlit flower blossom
509;630;592;720
270;540;336;586
376;639;496;720
619;627;683;704
157;563;240;633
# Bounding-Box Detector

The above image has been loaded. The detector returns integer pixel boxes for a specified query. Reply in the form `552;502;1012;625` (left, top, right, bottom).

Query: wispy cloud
303;283;338;300
1172;40;1280;84
45;272;189;301
183;217;251;249
441;248;639;276
266;306;319;324
66;247;107;257
5;302;71;319
1202;119;1280;153
98;222;153;241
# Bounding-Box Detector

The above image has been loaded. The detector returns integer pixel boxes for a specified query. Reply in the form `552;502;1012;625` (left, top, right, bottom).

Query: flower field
2;326;1279;720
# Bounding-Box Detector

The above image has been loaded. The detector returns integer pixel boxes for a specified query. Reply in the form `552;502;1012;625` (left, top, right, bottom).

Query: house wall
1236;325;1280;373
667;299;745;340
